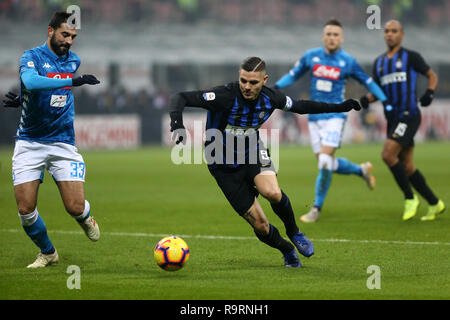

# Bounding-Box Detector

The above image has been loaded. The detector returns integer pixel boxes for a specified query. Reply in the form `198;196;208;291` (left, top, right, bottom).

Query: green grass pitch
0;142;449;300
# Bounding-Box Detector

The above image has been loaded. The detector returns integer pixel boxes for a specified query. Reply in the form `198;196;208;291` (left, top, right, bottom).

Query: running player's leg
254;171;314;258
243;199;300;267
15;181;57;261
209;166;299;267
301;120;331;222
401;146;436;204
400;147;445;220
314;144;335;211
255;171;298;236
12;140;58;268
382;139;418;219
56;181;99;241
328;117;375;189
382;139;414;197
306;118;359;221
49;143;99;241
334;153;376;190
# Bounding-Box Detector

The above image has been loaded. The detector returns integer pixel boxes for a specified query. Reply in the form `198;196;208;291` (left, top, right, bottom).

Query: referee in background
360;20;445;221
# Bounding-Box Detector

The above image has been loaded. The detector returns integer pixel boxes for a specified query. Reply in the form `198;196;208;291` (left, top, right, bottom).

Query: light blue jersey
16;42;80;145
276;47;386;122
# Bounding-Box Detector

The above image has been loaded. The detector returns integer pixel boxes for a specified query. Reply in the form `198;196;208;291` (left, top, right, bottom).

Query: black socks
389;162;414;199
254;224;294;253
409;170;438;205
270;191;299;238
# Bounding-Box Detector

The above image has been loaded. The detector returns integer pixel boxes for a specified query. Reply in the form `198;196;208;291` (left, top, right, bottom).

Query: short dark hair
240;57;266;72
48;11;72;29
325;18;343;28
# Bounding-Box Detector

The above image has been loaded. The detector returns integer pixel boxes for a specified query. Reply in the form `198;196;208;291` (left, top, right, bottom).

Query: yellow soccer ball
154;236;190;271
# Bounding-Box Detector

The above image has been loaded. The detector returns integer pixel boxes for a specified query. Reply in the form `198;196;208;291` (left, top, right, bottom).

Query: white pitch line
2;228;450;246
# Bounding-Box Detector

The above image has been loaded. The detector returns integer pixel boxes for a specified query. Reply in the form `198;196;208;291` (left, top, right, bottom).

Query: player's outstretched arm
21;69;100;91
3;92;20;108
288;98;361;115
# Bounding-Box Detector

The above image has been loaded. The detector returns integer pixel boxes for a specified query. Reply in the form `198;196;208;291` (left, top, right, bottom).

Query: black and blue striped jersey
169;81;358;168
373;47;430;120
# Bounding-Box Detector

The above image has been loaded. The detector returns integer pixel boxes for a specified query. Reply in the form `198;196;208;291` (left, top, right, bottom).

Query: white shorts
12;140;86;186
308;118;346;154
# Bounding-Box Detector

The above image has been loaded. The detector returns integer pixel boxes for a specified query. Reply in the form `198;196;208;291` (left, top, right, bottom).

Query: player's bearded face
49;24;77;56
239;70;268;100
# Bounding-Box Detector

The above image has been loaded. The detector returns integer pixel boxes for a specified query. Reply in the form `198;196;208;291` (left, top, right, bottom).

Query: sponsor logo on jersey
313;64;341;80
43;62;52;69
202;92;216;101
380;72;407;86
47;72;73;89
50;95;67;108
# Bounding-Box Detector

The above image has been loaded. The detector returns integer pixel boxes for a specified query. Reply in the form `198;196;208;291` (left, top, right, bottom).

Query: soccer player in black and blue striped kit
360;20;445;221
169;57;362;267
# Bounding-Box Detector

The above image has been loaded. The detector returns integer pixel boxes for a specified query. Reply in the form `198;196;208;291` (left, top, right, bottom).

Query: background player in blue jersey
3;12;101;268
360;20;445;221
169;56;361;267
274;19;390;223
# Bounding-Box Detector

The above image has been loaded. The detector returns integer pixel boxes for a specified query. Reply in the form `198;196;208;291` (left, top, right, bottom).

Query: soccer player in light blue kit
274;19;391;222
5;12;101;268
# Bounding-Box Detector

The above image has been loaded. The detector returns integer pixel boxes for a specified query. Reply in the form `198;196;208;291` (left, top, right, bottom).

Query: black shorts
387;113;421;147
208;161;276;216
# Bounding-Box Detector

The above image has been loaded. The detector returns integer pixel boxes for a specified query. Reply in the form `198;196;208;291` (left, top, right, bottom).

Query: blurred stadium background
1;0;449;148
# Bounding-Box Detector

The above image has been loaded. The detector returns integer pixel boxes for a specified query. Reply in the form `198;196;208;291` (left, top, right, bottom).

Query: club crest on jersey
396;60;403;69
203;92;216;101
313;65;341;80
283;96;293;111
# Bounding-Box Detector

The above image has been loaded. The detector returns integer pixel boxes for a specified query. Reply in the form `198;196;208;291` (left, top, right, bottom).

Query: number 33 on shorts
70;162;85;179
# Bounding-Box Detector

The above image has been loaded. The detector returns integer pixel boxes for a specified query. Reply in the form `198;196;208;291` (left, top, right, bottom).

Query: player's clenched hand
72;74;100;87
359;95;369;109
3;91;20;108
170;111;186;144
339;99;361;112
419;89;434;107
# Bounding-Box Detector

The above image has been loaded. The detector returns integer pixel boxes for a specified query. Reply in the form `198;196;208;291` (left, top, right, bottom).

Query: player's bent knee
64;199;85;216
404;163;416;176
381;150;396;166
18;203;37;215
261;188;282;203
